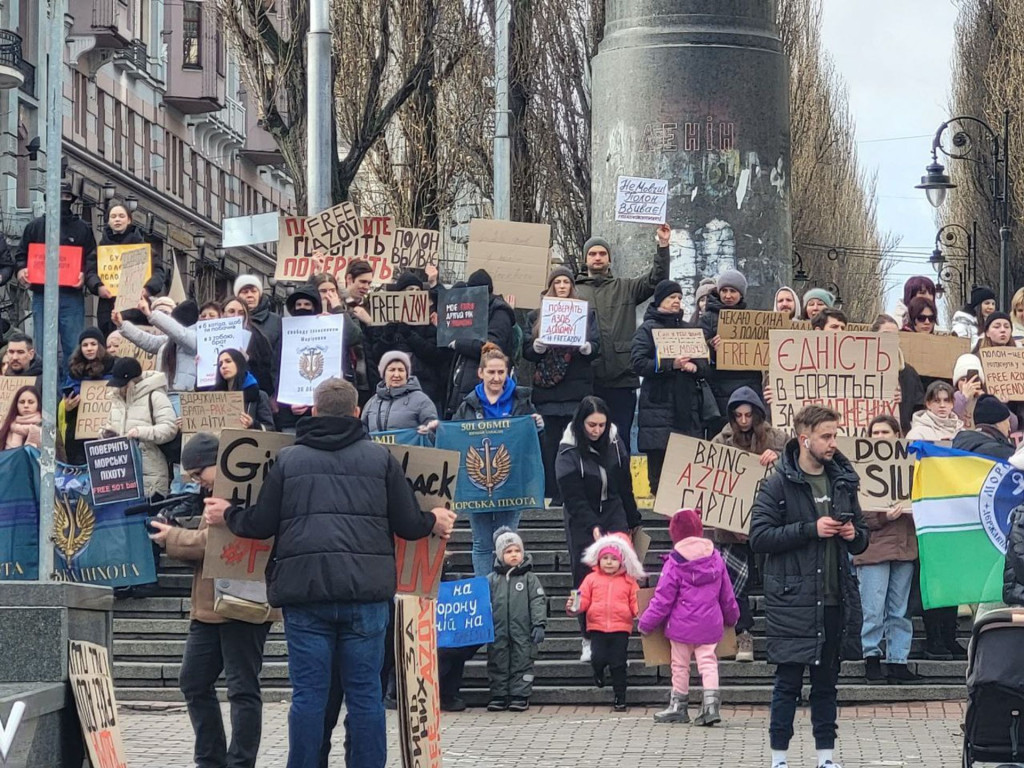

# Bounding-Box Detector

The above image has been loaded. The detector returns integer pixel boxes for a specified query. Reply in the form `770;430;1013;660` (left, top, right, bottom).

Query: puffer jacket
104;371;178;497
853;508;917;566
360;376;438;432
748;439;870;665
639;537;739;645
905;409;963;442
224;415;437;607
951;309;979;343
1003;507;1024;606
445;294;517;418
699;291;764;409
579;569;639;634
574;244;669;389
631;303;710;451
522;307;601;416
368;321;452;414
120;311;198;392
488;553;547;643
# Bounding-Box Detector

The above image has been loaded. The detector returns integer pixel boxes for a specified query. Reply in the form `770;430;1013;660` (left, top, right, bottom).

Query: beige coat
103;371;178;497
905;409;962;442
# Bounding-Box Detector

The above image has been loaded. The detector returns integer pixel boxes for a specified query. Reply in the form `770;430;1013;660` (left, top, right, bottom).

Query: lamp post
916;109;1012;309
930;221;978;306
791;248;809;284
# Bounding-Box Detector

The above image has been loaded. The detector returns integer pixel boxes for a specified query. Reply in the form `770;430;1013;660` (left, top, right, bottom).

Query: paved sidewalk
121;701;965;767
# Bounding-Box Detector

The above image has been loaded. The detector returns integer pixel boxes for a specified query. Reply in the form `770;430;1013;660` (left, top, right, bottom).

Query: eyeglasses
915;314;936;323
183;470;201;484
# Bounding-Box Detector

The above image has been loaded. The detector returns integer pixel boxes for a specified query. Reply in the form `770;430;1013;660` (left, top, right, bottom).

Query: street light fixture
192;232;206;251
124;195;138;213
101;180;116;204
915;159;956;208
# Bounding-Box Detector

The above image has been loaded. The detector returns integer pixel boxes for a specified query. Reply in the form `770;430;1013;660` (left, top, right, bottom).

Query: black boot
886;663;922;684
943;610;968;660
923;610;952;660
864;656;886;684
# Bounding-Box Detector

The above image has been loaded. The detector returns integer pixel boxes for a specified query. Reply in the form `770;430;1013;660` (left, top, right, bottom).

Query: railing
18;59;34;98
0;30;24;72
114;39;148;73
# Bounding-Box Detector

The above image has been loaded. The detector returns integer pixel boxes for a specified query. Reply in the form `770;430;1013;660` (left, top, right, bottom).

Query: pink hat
598;546;622;562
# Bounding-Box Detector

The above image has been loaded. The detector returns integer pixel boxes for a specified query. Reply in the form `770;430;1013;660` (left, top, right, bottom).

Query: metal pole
999;109;1012;310
493;0;511;220
306;0;331;214
38;0;65;581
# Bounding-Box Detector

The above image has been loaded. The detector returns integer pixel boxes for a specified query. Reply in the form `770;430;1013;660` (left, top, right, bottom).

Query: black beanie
78;327;105;347
393;271;423;292
985;311;1012;332
172;299;200;328
467;269;493;294
974;394;1011;426
653;279;683;308
970;286;997;310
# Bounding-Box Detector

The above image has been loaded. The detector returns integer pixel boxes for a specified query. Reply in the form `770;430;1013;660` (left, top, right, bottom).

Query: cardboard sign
717;310;791;371
97;243;152;297
195;317;248;388
615;176;668;224
0;376;35;425
980;347;1024;402
113;246;153;313
305;201;363;254
75;380;113;440
637;588;735;666
84;437;144;506
768;330;901;437
395;594;442;768
179;391;245;444
632;526;652;564
538;297;589;346
119;328;158;372
652;433;774;534
68;640;128;768
365;289;431;326
26;243;82;287
275;214;398;284
277;314;345;406
837;437;914;510
652;328;709;360
391;227;440;272
466;219;551;309
436;577;494;648
900;332;970;380
436;285;488;347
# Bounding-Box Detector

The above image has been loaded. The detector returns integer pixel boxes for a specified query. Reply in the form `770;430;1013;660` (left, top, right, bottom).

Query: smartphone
61;386;75;398
967;369;980;381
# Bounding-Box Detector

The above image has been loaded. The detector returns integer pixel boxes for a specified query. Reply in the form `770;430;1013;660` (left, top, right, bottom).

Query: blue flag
435;416;543;514
436;577;494;647
0;447;41;580
370;428;432;447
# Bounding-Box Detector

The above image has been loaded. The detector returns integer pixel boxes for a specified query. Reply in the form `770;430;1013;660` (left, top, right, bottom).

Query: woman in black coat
631;279;710;493
555;395;640;662
523;266;601;505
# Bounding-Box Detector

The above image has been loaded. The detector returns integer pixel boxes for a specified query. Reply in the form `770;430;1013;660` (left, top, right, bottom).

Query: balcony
238;91;284;166
68;0;132;50
0;31;25;91
18;59;34;98
113;39;148;80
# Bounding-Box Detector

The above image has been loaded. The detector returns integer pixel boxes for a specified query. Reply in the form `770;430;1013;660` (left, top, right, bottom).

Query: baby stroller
962;606;1024;767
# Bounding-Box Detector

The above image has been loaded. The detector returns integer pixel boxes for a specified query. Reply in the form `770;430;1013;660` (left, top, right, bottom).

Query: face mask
60;200;74;217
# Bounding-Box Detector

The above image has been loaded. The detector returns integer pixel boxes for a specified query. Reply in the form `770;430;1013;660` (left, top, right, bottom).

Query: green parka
487;554;547;698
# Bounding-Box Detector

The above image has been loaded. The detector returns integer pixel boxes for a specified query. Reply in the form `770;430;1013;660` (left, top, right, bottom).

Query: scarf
6;412;42;449
475;378;517;419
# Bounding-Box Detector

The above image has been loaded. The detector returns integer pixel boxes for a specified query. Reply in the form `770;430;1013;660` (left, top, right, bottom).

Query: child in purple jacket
639;508;739;727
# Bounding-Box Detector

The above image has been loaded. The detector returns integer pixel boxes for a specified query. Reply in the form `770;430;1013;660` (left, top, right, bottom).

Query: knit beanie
234;274;263;297
378;350;413;378
694;278;717;306
669;508;703;543
393;271;423;292
717;269;748;296
180;432;220;472
150;296;177;314
653;279;683;308
467;269;494;294
493;526;524;558
172;299;200;328
985;311;1012;332
974;394;1011;426
546;266;575;289
802;288;835;309
970;286;997;310
582;236;612;259
598;546;622;562
78;327;105;347
952;353;985;386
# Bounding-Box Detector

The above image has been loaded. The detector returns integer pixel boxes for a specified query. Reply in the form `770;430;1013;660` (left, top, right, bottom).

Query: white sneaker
818;761;842;768
580;638;592;663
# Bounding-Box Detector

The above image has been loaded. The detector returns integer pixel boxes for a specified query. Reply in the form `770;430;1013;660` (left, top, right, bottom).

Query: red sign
27;243;83;287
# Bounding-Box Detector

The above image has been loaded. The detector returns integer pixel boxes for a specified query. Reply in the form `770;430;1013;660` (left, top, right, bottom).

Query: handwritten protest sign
195;317;248;388
366;289;431;326
615;176;668;224
118;328;158;372
0;376;35;425
652;328;708;360
768;330;900;436
392;227;440;271
539;297;588;346
204;430;294;580
26;243;81;286
837;437;914;510
652;433;773;534
436;285;488;347
396;594;442;768
436;577;494;648
467;219;551;309
180;391;244;444
980;347;1024;402
97;243;153;297
68;640;128;768
113;246;152;313
275;214;398;284
75;380;113;440
85;437;144;506
900;332;970;380
277;314;345;406
306;201;362;254
717;310;790;371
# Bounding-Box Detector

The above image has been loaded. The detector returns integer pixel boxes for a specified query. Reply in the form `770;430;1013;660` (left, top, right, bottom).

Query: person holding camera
748;405;869;768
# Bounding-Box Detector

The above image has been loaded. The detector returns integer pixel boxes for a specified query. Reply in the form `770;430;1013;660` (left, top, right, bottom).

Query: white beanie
952;353;985;386
234;274;263;297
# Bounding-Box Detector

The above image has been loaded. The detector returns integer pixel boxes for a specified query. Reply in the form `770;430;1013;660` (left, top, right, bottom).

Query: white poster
278;314;345;406
195;317;248;388
538;297;589;347
615;176;668;224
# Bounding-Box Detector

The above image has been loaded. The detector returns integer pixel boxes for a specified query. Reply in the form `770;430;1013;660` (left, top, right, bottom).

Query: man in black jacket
205;377;456;768
749;405;869;768
951;394;1015;460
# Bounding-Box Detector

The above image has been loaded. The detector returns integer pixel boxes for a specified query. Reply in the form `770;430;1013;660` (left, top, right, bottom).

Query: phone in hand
966;369;980;382
61;386;75;398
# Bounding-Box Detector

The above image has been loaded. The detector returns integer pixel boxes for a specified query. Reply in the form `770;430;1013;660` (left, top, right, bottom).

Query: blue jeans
470;510;523;576
858;560;914;664
282;601;390;768
31;289;84;385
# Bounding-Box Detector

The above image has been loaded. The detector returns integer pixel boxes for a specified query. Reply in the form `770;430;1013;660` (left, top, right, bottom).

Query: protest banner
637;587;671;666
204;430;294;580
466;219;550;309
275;214;398;284
68;640;128;768
75;380;113;440
652;328;709;360
365;289;431;326
717;310;790;371
436;577;494;648
97;243;153;298
305;201;363;254
85;437;144;506
538;297;589;346
768;329;901;436
980;347;1024;402
652;433;774;534
395;594;442;768
436;285;488;347
370;428;432;447
435;416;544;514
26;243;81;287
180;392;245;444
392;227;440;271
0;376;36;424
0;448;39;581
900;332;970;380
837;437;914;510
118;328;158;372
195;317;249;388
113;245;152;313
277;314;345;406
615;176;668;224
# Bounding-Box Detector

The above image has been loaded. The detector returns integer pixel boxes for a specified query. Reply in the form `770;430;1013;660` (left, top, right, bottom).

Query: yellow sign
97;243;152;297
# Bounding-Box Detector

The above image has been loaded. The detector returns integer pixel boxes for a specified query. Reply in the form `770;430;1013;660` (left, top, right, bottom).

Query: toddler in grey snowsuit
487;527;547;712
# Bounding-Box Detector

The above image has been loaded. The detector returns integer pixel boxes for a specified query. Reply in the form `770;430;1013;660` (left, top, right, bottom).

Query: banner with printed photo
277;314;345;406
0;447;40;580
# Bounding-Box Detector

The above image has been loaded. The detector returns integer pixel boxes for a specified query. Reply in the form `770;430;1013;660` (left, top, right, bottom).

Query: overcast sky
820;0;960;314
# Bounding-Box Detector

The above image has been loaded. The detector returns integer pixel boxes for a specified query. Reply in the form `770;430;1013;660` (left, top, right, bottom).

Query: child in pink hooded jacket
639;508;739;727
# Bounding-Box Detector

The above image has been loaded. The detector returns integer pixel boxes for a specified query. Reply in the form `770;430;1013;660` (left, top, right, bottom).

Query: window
182;1;201;68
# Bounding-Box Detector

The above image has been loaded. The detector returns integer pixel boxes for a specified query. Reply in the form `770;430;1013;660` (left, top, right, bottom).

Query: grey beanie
378;350;413;378
546;265;575;288
493;526;524;558
180;432;220;472
582;237;612;259
717;269;748;296
695;279;717;305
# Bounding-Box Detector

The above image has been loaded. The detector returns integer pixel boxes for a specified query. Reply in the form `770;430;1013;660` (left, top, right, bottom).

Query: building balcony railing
18;58;34;98
113;39;148;79
0;31;25;91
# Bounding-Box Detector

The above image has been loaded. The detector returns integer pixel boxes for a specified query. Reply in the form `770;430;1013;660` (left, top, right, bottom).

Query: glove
579;342;592;355
532;339;548;354
530;626;545;645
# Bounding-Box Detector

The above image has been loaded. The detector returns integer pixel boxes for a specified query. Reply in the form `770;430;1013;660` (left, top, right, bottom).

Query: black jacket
631;304;710;451
0;233;15;285
898;362;926;435
15;211;98;295
555;424;640;536
451;385;537;421
1004;508;1024;606
224;415;436;607
445;294;516;418
699;291;763;406
748;439;869;665
951;425;1015;461
522;307;600;416
97;224;165;296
